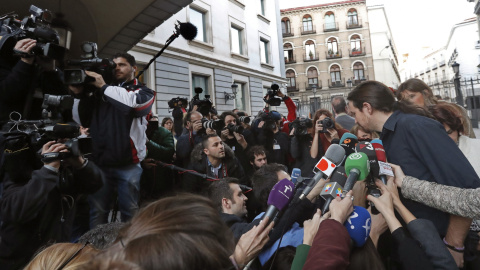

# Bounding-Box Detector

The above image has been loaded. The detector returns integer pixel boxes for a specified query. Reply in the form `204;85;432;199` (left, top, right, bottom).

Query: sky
279;0;476;56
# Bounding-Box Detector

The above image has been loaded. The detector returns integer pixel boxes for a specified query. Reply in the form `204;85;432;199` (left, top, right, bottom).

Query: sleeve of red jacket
284;97;297;122
303;219;351;270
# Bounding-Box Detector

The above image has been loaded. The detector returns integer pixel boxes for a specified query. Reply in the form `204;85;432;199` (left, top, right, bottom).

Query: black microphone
176;21;198;40
339;133;358;166
355;141;379;180
300;144;345;200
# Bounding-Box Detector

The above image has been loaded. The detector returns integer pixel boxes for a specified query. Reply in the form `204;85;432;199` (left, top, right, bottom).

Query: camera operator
310;109;348;160
70;52;155;228
290;117;317;177
254;111;290;167
0;140;102;270
176;111;216;168
171;98;188;138
219;112;255;172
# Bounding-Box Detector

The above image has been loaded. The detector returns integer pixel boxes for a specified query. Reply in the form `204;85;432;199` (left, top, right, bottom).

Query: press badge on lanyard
273;139;281;150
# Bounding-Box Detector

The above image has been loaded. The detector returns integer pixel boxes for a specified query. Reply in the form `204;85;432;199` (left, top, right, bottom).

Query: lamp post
346;78;352;95
311;83;317;112
224;84;238;104
452;62;464;106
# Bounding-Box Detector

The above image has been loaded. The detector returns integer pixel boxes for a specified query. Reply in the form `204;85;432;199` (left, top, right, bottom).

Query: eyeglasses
57;241;89;270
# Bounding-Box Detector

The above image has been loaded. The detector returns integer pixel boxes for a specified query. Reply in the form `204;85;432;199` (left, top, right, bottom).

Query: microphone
343;152;370;194
339;133;358;165
344;206;372;247
370;138;383;145
301;144;345;200
355;141;379;180
176;21;198;40
372;141;393;185
291;168;301;184
320;166;348;214
262;178;295;226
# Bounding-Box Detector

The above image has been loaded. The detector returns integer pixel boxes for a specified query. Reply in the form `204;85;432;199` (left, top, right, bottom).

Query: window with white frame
192;74;209;99
231;25;243;55
190;7;207;42
234;82;247;111
305;40;316;60
260;38;269;63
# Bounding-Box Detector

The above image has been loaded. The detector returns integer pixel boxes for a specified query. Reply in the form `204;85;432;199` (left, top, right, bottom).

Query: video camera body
263;83;282;106
0;5;66;61
168;97;188;110
190;87;213;116
258;110;281;132
290;117;313;137
64;42;116;87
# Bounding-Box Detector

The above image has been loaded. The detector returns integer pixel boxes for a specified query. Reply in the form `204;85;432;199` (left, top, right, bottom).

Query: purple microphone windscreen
179;22;198;40
267;178;295;210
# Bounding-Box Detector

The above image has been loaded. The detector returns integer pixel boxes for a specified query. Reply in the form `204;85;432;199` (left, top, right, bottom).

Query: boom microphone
177;21;198;40
300;144;345;200
343;152;370;194
262;178;295;226
344;206;372;247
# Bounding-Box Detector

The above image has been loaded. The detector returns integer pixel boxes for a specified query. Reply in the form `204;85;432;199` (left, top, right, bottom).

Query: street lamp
224;84;238;104
452;62;464;106
378;45;390;56
311;83;317;112
346;79;352;95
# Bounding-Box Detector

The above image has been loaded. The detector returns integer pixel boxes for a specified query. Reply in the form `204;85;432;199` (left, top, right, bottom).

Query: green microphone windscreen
345;152;370;181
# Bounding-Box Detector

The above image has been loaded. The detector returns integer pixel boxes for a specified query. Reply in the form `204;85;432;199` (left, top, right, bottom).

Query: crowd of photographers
1;6;480;270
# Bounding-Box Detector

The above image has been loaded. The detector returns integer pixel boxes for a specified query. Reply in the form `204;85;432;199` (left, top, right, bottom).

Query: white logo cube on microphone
378;161;394;177
315;156;337;178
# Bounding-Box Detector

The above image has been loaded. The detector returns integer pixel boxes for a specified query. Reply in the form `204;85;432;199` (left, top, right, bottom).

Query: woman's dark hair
262;246;296;270
220;111;240;125
251;163;288;211
104;194;235;270
428;102;464;134
207;177;240;212
397;78;437;106
347;81;434;119
347;237;385;270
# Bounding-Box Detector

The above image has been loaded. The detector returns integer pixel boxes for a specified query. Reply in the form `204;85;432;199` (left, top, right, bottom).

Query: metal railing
305;81;322;90
352;76;369;86
303;52;319;62
326;49;342;59
328;78;345;88
287;85;299;92
324;22;339;32
300;25;316;35
284;56;296;64
346;18;362;29
349;47;366;57
282;29;294;37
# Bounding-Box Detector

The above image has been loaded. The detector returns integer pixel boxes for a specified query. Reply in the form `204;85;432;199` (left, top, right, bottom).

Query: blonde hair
24;243;97;270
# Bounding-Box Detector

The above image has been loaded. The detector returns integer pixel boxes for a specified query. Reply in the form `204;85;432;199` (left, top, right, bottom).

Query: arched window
305;40;316;60
350;35;361;54
281;17;291;34
325;11;336;30
327;37;338;55
330;65;341;83
286;70;296;89
347;9;358;26
307;67;318;86
353;62;365;82
283;43;294;63
302;15;313;32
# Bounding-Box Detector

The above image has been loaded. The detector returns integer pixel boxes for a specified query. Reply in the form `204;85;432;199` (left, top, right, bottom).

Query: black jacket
176;129;205;168
220;213;260;241
290;135;317;177
183;143;245;194
257;130;290;167
0;162;103;270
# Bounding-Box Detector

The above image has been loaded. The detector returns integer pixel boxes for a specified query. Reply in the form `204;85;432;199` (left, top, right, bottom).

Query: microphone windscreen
291;168;301;184
371;139;383;145
330;166;347;187
324;144;346;165
344;206;371;247
345;152;370;181
267;178;295;211
179;22;198;40
340;133;358;161
355;141;379;177
372;143;387;163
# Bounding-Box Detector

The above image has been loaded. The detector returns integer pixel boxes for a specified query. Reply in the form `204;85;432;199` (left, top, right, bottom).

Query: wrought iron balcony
284;56;296;64
324;22;339;32
352;76;368;86
305;81;322;90
328;78;345;88
346;18;362;29
326;49;342;59
287;85;299;92
300;25;316;35
282;29;294;37
349;47;366;57
303;52;319;62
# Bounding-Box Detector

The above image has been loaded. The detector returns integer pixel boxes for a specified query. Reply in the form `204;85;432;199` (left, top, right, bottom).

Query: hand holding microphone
329;190;354;224
261;179;295;226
